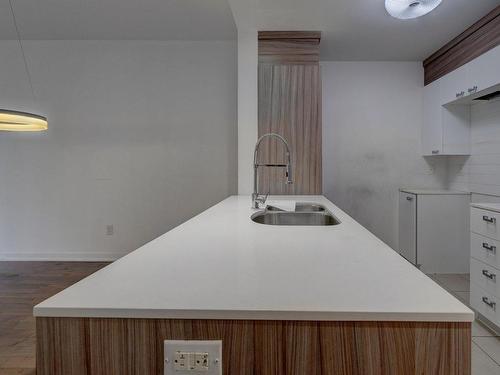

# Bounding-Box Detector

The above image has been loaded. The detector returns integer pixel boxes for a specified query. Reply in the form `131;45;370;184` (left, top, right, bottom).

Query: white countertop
400;188;470;195
34;195;473;322
471;202;500;213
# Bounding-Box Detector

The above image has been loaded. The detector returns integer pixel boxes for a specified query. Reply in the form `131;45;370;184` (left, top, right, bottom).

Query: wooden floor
0;262;109;375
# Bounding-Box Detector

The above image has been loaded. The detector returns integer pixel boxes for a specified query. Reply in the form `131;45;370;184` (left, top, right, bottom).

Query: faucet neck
252;133;293;208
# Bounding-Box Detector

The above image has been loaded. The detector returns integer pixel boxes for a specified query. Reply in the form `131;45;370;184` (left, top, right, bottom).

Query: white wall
0;40;237;260
322;62;448;249
448;99;500;203
237;30;258;195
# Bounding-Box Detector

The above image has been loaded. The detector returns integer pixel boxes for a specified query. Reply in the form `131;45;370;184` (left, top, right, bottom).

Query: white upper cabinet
441;104;470;155
422;77;470;156
422;80;443;155
439;45;500;106
440;64;470;105
422;45;500;156
468;45;500;95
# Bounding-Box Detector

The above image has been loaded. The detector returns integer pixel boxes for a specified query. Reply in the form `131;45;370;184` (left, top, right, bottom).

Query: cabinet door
417;195;470;274
469;45;500;94
399;192;417;265
422;80;442;156
442;105;470;155
440;64;470;105
258;64;321;194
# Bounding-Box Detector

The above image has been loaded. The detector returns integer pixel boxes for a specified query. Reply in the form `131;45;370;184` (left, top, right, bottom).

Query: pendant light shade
2;0;48;132
0;110;48;132
385;0;442;20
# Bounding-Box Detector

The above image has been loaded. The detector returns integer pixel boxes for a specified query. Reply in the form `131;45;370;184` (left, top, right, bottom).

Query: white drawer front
471;258;500;298
471;282;500;325
471;207;500;241
471;232;500;269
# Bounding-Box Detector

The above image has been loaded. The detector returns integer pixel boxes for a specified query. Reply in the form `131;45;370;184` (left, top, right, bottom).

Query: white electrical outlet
172;351;209;371
106;225;114;236
164;340;221;374
173;351;189;370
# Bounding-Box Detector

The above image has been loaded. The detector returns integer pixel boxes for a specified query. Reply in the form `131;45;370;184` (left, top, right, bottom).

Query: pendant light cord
8;0;36;102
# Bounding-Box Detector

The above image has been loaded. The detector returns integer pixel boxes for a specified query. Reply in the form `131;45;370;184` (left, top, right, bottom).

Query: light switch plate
164;340;222;375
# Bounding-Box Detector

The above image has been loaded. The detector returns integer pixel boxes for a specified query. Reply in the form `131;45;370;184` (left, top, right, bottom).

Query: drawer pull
482;269;496;280
482;297;496;310
483;215;496;224
483;242;497;253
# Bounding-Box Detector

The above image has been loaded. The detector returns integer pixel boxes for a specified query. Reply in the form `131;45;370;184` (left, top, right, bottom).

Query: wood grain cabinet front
36;317;471;375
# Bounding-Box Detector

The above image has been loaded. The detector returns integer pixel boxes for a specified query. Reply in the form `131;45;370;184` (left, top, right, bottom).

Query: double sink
251;202;340;226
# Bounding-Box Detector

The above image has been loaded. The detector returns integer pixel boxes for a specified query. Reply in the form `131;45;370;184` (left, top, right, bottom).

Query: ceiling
0;0;236;40
230;0;500;60
1;0;499;60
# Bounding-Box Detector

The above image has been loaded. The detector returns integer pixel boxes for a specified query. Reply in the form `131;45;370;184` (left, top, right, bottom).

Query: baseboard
0;251;124;262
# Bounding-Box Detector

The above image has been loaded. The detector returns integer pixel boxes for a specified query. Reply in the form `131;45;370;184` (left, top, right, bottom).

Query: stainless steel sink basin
251;202;340;226
266;202;326;212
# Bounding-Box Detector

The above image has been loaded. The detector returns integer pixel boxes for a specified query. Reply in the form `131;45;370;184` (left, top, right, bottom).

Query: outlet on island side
164;340;221;374
106;225;114;236
173;351;209;371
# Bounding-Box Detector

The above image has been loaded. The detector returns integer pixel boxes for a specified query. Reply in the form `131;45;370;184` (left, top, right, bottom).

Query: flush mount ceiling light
385;0;442;20
1;0;47;132
0;110;48;132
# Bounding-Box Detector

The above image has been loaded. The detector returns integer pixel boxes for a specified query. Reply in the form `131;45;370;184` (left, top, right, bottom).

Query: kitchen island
35;195;473;374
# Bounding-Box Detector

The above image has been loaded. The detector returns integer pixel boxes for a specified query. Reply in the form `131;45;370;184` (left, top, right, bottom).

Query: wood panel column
258;31;322;195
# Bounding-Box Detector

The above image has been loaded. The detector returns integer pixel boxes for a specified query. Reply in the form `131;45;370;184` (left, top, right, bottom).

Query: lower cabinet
471;282;500;327
470;204;500;330
398;189;470;273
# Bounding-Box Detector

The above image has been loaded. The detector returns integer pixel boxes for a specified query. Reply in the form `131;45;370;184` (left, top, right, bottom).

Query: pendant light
0;109;47;131
385;0;442;20
0;0;47;132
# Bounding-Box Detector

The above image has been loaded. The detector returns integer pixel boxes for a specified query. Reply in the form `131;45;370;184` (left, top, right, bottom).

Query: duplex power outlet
173;351;208;371
164;340;221;374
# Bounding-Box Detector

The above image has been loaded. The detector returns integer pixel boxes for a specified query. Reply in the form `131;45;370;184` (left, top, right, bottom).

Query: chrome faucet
252;133;293;209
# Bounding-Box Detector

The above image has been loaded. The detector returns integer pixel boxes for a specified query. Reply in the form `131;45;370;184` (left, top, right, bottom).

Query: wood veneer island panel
36;317;470;375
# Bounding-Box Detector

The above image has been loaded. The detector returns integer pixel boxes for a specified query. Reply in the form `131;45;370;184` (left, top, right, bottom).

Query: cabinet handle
431;150;439;155
483;242;497;253
482;297;496;310
468;86;478;94
406;196;413;201
482;269;496;280
483;215;496;224
456;91;465;98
